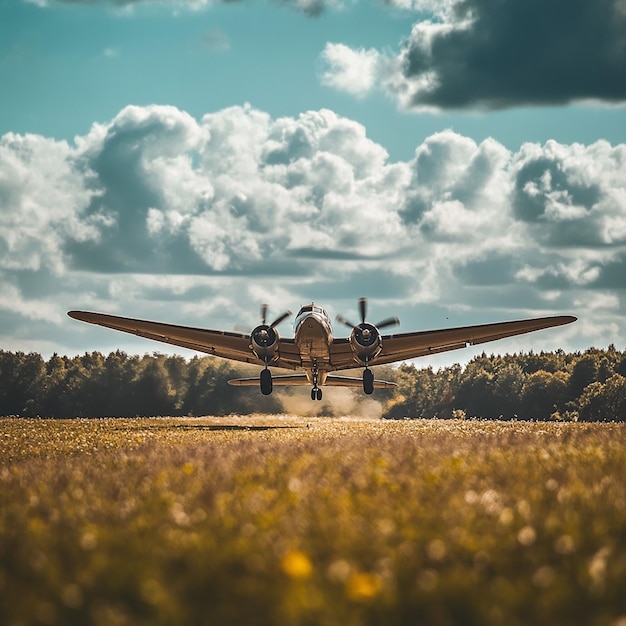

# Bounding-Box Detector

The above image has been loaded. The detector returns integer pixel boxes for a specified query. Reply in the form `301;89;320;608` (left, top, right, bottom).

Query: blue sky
3;0;625;158
2;0;626;367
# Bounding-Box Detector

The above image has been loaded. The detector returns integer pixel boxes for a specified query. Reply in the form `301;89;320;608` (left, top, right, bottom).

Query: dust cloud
276;387;383;419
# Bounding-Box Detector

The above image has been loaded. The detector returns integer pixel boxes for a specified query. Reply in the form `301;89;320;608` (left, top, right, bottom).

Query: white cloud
510;139;626;247
2;103;626;356
319;43;381;98
0;283;63;323
0;132;101;273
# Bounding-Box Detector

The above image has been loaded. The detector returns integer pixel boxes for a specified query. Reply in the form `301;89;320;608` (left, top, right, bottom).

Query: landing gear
260;367;273;395
311;359;322;401
363;367;374;395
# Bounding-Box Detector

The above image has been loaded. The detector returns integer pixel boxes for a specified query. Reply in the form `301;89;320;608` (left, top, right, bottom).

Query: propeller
260;304;292;329
252;304;292;352
336;297;399;332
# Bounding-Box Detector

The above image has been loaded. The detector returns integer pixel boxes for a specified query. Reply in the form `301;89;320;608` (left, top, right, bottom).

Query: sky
1;0;626;368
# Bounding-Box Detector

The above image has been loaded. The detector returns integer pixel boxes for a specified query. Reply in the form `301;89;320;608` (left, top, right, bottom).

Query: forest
1;346;626;421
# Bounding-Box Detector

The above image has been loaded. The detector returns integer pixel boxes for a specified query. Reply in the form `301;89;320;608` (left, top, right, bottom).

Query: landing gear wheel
316;388;323;401
363;368;374;395
260;368;273;395
311;388;316;401
311;387;323;401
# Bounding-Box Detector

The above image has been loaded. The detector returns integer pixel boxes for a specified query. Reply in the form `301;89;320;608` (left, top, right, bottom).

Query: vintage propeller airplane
68;299;576;401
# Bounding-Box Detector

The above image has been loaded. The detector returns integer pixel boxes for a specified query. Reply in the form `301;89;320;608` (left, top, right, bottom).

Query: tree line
386;345;626;422
1;347;625;421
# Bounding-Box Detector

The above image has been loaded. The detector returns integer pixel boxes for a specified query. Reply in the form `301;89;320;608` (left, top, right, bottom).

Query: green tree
492;362;525;419
129;356;176;417
0;352;45;416
579;374;626;422
54;361;90;417
518;351;562;374
615;354;626;378
42;353;70;417
520;370;568;419
385;363;461;419
456;367;497;418
164;355;189;414
569;354;599;399
99;351;139;417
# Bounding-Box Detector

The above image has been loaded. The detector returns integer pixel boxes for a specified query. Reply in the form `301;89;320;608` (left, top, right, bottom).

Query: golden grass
1;416;626;626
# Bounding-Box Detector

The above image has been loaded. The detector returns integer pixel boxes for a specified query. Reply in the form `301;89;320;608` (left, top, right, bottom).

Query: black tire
260;369;273;395
363;368;374;395
316;388;323;401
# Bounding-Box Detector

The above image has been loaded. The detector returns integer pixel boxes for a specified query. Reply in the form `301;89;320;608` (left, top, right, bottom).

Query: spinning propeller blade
259;304;292;329
336;298;400;332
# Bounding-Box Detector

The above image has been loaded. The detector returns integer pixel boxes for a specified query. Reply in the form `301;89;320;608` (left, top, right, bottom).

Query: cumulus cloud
320;44;382;97
511;140;626;246
0;132;102;273
322;0;626;110
2;103;626;355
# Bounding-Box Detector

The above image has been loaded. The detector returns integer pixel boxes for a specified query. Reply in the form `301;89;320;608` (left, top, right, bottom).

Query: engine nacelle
250;324;280;363
349;323;383;363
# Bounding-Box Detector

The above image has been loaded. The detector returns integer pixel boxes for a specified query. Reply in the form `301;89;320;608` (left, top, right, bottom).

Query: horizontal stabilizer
228;374;310;387
324;375;397;389
228;374;397;388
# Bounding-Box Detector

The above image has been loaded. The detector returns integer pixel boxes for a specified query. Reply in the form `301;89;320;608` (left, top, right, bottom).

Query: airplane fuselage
293;304;333;385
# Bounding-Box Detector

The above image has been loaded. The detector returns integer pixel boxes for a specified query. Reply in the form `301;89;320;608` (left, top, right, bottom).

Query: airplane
68;299;576;401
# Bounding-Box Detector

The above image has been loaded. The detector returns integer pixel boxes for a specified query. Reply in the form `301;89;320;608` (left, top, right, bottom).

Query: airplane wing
67;311;301;370
330;315;576;369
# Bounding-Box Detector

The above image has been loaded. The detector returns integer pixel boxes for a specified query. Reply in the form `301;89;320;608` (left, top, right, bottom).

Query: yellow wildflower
346;572;382;602
282;550;313;580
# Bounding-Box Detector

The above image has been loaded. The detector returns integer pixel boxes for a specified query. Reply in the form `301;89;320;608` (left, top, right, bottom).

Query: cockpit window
294;304;332;329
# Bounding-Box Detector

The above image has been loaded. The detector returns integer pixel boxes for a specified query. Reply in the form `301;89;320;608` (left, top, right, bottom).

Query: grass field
1;416;626;626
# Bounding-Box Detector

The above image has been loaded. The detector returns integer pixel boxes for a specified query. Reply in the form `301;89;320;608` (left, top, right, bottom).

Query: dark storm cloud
398;0;626;109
